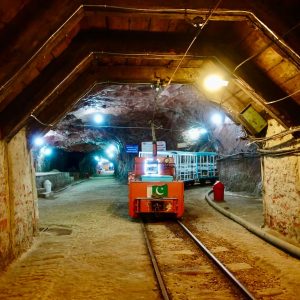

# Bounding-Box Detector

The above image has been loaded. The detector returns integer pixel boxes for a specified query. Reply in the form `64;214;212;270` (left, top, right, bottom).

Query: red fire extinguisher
213;181;224;202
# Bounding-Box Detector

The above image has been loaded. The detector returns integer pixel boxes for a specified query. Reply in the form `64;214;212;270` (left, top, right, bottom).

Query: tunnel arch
0;0;299;269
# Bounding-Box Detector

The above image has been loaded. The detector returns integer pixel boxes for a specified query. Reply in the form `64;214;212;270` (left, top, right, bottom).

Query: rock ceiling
46;84;226;152
0;1;299;152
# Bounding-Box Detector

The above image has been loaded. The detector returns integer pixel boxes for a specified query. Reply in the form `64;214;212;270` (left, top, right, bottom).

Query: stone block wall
35;172;74;191
263;120;300;243
0;129;38;269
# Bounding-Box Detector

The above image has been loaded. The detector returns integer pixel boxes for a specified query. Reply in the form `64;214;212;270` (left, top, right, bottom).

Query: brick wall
263;120;300;243
0;129;38;269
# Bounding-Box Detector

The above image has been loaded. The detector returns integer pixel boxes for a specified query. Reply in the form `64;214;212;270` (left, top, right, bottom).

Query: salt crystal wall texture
0;129;38;269
263;119;300;243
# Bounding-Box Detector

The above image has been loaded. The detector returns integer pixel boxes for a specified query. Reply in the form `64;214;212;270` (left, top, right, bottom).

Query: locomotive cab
128;156;184;218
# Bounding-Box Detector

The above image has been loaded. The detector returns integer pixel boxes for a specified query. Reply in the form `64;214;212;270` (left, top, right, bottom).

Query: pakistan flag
147;184;168;198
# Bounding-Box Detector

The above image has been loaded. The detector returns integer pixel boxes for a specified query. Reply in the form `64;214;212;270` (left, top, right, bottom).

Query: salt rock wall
218;156;261;195
115;151;135;183
213;122;261;194
0;139;11;269
263;119;300;243
0;129;38;269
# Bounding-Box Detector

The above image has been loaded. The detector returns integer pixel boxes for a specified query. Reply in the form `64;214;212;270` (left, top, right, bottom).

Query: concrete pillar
0;129;38;269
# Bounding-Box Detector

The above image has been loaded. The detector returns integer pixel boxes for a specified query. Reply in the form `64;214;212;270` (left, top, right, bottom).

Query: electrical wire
30;114;53;127
24;5;298;138
231;21;300;106
234;21;300;73
258;147;300;156
265;88;300;104
247;125;300;143
45;35;300;111
146;0;222;141
166;0;223;87
73;124;183;132
218;152;260;160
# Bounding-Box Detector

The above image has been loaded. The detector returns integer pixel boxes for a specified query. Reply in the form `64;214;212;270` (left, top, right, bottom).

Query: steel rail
141;221;170;300
177;220;256;300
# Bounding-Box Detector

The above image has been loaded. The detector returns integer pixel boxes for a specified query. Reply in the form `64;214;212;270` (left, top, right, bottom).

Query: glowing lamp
43;147;52;156
188;128;201;140
204;75;228;92
34;137;44;146
106;152;114;159
211;113;223;125
199;128;207;134
40;147;52;156
94;114;103;124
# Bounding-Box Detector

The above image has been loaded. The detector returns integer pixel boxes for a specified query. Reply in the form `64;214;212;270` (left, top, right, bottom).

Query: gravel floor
0;177;159;300
185;186;300;300
0;177;299;299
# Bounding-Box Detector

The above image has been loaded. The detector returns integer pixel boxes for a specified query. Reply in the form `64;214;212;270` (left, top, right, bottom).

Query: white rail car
139;151;218;184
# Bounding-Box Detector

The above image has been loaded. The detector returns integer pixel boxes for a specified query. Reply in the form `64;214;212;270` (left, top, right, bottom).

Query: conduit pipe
205;190;300;259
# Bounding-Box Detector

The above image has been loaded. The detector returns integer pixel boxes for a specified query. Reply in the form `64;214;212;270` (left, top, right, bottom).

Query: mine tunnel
0;1;300;299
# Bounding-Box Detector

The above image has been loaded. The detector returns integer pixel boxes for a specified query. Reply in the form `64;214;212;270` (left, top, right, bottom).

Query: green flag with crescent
147;184;168;198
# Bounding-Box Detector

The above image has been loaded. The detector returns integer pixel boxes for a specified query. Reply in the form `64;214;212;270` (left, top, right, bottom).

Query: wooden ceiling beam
0;30;199;111
83;6;248;22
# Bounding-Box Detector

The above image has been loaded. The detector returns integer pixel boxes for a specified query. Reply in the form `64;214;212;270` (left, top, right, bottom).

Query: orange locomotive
128;156;184;218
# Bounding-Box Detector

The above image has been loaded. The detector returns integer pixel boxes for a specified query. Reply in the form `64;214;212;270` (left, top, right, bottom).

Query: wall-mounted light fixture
187;127;207;140
33;136;44;146
203;75;228;92
94;114;104;124
105;144;118;158
41;147;52;156
211;113;223;126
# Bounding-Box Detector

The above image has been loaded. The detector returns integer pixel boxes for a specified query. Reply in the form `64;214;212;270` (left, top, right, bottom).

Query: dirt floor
184;186;300;300
0;177;299;299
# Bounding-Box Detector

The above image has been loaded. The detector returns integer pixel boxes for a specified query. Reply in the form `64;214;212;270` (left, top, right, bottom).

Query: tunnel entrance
29;83;262;196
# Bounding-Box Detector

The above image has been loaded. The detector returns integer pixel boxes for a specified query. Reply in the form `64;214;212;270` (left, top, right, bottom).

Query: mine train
128;151;218;219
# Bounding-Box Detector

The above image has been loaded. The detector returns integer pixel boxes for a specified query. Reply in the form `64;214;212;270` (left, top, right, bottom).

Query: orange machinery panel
128;181;184;218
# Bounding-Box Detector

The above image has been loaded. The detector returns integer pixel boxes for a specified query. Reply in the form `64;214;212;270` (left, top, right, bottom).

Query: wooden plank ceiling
0;0;299;140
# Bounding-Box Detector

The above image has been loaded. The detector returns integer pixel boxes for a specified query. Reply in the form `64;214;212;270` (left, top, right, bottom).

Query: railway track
141;219;256;300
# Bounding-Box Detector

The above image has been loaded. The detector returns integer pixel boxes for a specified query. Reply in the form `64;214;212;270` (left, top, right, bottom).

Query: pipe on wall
205;190;300;259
